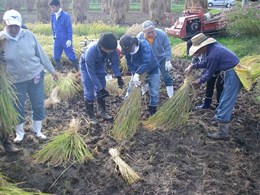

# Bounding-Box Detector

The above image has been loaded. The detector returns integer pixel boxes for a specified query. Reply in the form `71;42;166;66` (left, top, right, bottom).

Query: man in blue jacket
137;20;174;98
185;33;242;140
119;35;160;116
49;0;78;71
79;33;124;124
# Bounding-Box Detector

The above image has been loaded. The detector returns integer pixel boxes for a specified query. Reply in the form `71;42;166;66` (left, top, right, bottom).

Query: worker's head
142;20;155;39
98;33;117;54
189;33;216;56
119;35;139;55
3;9;22;38
49;0;61;12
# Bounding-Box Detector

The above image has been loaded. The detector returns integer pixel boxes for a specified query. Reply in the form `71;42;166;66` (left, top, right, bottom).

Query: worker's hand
99;88;110;99
165;60;173;71
185;64;193;75
117;76;124;89
191;79;201;88
51;71;59;81
66;40;72;48
132;73;141;87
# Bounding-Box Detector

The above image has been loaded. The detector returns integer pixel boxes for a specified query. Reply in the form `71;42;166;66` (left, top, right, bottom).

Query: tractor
165;0;228;40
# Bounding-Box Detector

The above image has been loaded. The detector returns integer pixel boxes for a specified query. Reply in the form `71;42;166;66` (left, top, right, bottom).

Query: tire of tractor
209;3;213;7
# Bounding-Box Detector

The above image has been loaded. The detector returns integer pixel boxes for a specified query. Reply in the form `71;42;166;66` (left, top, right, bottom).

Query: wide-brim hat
189;33;216;56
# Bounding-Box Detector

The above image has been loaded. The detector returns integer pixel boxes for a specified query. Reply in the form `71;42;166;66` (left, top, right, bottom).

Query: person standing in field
79;33;124;124
137;20;174;98
1;9;58;143
49;0;78;71
185;33;242;140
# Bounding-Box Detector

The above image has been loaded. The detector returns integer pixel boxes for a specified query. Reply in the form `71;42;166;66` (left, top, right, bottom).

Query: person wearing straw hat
1;9;59;143
119;34;160;116
137;20;174;98
185;33;242;140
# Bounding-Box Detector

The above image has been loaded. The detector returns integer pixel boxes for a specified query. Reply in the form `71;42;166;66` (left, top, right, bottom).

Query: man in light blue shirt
137;20;174;98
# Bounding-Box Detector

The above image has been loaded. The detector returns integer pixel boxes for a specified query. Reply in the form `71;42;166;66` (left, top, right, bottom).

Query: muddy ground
0;10;260;195
0;58;259;195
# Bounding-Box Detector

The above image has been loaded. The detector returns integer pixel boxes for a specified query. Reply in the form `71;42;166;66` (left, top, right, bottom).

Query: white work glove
165;60;173;71
66;40;72;48
132;73;141;87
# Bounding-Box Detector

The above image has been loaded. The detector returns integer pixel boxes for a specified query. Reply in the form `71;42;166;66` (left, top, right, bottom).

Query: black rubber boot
207;122;230;140
2;134;20;153
97;98;113;120
148;106;157;116
55;59;62;70
195;97;212;110
85;101;97;124
72;60;79;71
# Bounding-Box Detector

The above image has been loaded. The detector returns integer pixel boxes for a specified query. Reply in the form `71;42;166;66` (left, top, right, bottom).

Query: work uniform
125;39;160;107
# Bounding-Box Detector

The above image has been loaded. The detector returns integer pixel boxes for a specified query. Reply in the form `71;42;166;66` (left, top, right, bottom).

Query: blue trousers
53;38;76;62
159;58;173;86
215;69;242;123
147;72;161;106
14;71;45;124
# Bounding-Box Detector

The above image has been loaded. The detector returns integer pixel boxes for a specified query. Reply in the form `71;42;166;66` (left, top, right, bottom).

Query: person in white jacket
1;9;58;143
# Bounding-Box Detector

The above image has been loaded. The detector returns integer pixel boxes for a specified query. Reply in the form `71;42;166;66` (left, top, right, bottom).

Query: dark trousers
205;72;224;104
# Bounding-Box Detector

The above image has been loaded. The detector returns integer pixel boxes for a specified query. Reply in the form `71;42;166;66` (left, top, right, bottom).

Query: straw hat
189;33;216;56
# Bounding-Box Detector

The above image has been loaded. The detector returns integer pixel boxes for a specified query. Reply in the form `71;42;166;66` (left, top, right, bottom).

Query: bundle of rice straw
0;35;19;135
111;86;141;140
109;148;140;184
125;23;142;36
33;119;94;166
172;42;187;57
143;74;195;131
106;76;131;96
0;172;51;195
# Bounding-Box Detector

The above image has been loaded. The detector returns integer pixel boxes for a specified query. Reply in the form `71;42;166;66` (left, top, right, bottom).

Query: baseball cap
3;9;22;27
119;35;135;55
142;20;155;31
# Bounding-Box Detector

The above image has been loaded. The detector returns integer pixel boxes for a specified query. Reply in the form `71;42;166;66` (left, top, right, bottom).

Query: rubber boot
166;86;174;98
196;97;212;110
85;101;97;124
2;134;20;153
207;122;230;140
32;120;47;140
97;98;113;120
72;60;79;71
14;123;24;143
148;106;157;116
55;59;62;70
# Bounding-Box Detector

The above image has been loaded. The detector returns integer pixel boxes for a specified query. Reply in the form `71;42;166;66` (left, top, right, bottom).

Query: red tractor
165;3;227;40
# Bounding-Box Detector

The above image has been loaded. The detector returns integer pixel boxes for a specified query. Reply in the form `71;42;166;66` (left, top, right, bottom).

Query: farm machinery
165;0;228;40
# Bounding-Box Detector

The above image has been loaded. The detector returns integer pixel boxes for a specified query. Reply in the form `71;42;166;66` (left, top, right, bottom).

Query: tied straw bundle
143;74;196;131
109;148;140;184
111;85;142;140
33;119;94;166
0;172;52;195
0;35;19;135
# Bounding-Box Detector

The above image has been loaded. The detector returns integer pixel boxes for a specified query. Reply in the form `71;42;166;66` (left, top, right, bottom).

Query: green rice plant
143;74;196;131
33;119;94;166
0;37;19;135
111;86;142;140
0;172;52;195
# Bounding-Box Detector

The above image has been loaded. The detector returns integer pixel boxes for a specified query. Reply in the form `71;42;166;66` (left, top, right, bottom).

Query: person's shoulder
61;10;71;17
136;32;144;39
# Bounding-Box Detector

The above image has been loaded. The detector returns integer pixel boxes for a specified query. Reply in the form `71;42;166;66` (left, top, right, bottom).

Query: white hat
189;33;216;56
3;9;22;27
142;20;155;31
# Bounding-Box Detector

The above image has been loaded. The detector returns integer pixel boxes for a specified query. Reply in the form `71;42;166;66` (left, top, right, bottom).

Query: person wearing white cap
1;9;59;143
137;20;174;98
185;33;242;140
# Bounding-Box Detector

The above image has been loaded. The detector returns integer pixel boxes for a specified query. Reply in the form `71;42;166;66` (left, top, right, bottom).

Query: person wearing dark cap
79;33;124;124
49;0;78;71
185;33;242;140
119;34;160;116
137;20;174;98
